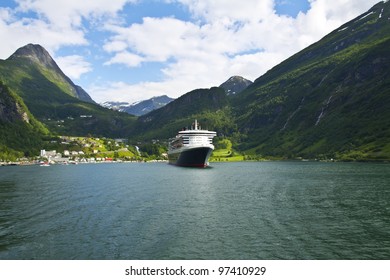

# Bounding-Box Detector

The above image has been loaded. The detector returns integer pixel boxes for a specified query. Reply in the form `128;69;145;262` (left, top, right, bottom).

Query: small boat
40;162;50;167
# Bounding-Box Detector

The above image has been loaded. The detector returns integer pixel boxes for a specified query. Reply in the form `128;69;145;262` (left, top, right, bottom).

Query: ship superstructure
168;120;216;167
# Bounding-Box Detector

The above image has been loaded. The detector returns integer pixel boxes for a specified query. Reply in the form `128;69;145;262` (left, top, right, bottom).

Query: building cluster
39;149;111;164
38;136;137;164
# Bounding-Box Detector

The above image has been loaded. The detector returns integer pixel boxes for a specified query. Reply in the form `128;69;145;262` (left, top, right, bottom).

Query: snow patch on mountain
101;95;174;116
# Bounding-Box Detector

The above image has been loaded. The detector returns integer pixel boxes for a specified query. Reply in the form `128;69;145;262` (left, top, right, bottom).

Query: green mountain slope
0;81;49;160
128;1;390;161
0;44;136;138
4;44;95;104
133;87;235;140
233;1;390;160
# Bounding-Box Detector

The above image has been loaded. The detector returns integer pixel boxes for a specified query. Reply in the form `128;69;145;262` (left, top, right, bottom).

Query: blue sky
0;0;380;103
275;0;310;17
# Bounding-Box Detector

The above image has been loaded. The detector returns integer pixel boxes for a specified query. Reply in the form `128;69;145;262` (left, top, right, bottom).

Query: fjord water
0;162;389;260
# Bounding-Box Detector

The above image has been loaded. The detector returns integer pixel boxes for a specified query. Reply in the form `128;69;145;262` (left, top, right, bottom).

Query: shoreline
0;159;169;167
2;158;389;167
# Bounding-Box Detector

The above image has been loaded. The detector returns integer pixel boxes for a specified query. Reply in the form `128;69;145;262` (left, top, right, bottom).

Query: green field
211;138;244;162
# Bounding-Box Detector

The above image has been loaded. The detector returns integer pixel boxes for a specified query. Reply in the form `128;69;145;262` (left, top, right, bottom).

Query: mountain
128;1;390;161
219;76;253;95
232;0;390;160
0;44;136;138
101;101;131;111
102;95;174;116
8;44;95;104
111;75;251;117
123;95;175;116
133;87;233;139
75;85;95;104
128;76;253;139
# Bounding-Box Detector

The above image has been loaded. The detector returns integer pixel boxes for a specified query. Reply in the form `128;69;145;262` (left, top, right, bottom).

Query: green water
0;161;389;259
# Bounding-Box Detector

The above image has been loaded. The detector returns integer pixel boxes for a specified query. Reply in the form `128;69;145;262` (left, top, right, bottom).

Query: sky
0;0;382;104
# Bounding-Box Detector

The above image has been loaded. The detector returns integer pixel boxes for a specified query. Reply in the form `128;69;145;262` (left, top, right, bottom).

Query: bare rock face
0;83;29;124
219;76;253;95
9;43;59;70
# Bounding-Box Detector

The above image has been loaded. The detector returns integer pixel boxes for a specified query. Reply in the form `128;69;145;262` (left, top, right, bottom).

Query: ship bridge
177;120;216;146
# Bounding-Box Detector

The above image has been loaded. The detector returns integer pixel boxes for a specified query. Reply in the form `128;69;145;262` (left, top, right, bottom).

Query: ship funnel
194;119;198;130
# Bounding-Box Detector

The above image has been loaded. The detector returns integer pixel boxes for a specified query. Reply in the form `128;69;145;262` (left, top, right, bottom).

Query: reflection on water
0;162;389;259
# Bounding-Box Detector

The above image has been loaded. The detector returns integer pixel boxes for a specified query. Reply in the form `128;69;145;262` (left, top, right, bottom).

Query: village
0;136;168;166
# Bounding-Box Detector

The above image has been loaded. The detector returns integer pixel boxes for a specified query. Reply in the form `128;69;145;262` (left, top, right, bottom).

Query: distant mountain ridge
102;95;174;116
102;76;250;116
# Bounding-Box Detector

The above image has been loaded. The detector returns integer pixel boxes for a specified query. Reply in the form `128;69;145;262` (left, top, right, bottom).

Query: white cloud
103;40;128;53
90;50;288;103
89;80;176;104
176;0;275;22
104;51;145;67
0;16;87;58
99;0;380;103
0;0;134;76
0;0;382;104
0;0;137;57
104;17;203;63
55;55;93;80
229;51;288;81
15;0;136;28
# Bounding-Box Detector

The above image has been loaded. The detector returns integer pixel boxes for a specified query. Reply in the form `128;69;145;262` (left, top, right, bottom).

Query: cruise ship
168;120;217;167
